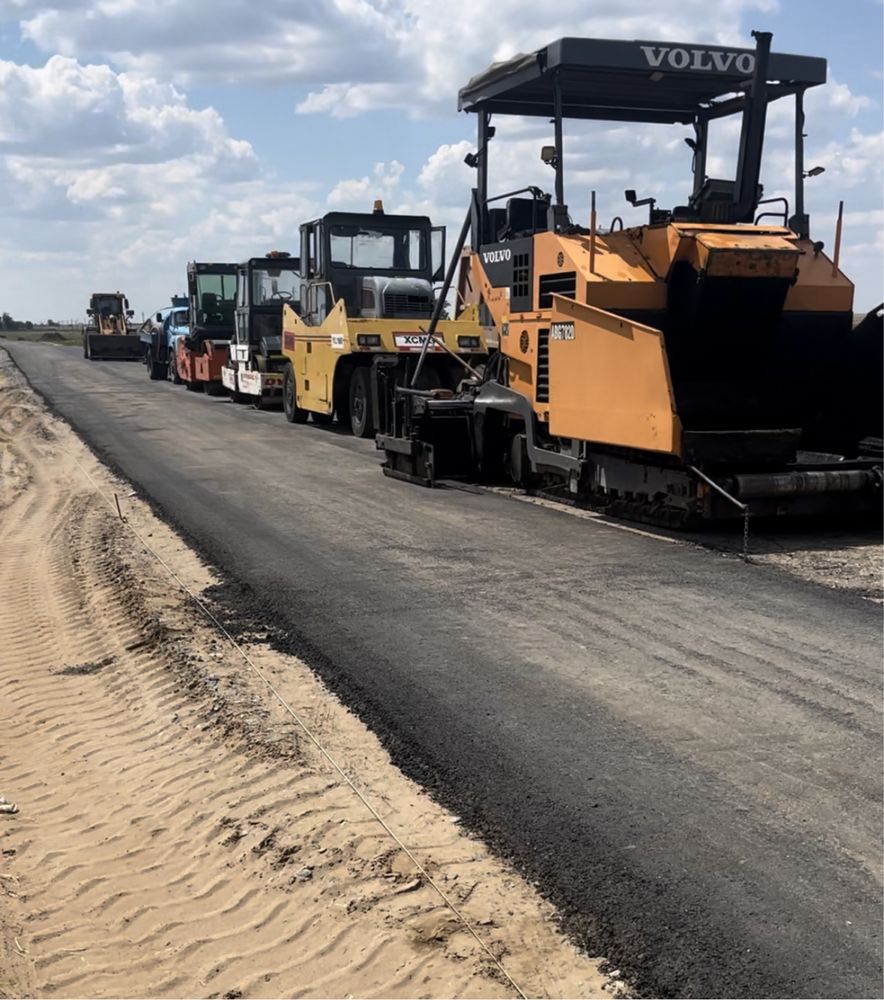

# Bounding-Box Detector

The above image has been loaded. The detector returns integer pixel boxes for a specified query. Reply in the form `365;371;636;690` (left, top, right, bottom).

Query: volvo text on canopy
378;31;882;526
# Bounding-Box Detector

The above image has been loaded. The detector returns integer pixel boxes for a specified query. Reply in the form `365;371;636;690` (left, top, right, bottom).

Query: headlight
457;335;481;350
357;334;381;347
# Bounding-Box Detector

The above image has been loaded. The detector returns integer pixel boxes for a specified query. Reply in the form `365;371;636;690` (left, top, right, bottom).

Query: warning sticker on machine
330;333;346;350
394;334;444;352
550;322;575;341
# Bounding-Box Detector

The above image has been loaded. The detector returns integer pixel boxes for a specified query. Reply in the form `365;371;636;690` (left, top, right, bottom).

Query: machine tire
252;393;280;411
283;364;308;423
333;379;351;429
348;367;375;438
167;350;182;384
505;432;538;488
148;358;167;380
83;335;91;360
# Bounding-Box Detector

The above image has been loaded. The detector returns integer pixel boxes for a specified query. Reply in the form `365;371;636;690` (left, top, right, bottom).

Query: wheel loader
378;32;882;524
222;252;300;408
280;203;491;436
83;291;141;360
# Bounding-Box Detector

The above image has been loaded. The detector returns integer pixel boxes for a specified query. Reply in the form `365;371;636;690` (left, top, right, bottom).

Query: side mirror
625;189;637;205
126;309;135;317
155;312;163;323
86;308;94;316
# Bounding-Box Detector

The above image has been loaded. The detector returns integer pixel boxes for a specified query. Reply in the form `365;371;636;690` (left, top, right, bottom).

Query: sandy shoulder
0;351;623;1000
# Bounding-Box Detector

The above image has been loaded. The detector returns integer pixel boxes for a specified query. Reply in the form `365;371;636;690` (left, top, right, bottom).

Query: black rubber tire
506;432;538;488
148;358;167;380
283;364;308;423
348;367;375;438
83;335;91;360
253;394;281;411
167;351;182;384
333;377;351;429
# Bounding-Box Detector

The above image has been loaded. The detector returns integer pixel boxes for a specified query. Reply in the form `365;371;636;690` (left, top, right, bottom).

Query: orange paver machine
378;31;882;524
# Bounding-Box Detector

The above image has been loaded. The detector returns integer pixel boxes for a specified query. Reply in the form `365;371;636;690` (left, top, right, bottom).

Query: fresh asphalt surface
5;342;882;999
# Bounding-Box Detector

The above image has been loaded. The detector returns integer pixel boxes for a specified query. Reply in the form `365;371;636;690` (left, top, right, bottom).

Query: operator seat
504;197;549;239
671;179;764;224
200;292;222;326
487;208;508;241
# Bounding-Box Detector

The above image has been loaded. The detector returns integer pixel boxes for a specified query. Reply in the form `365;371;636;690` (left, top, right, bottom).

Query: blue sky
0;0;881;320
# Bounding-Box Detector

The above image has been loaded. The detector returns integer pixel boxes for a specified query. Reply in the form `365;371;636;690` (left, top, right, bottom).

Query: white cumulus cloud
7;0;778;115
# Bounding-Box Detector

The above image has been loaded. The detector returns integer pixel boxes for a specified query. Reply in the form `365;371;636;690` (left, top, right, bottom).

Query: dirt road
0;355;614;997
3;343;882;999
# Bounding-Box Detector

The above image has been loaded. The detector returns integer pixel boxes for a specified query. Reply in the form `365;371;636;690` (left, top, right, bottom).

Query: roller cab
280;206;490;437
176;261;236;395
221;252;300;407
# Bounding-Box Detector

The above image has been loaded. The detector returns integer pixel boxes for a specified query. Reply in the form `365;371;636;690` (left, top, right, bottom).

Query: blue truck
140;296;190;381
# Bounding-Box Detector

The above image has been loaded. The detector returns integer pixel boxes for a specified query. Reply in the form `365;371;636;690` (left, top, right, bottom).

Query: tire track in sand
0;353;615;998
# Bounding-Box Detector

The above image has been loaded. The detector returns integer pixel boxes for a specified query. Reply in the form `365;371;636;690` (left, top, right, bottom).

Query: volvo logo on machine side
482;249;512;264
639;46;755;74
550;322;575;341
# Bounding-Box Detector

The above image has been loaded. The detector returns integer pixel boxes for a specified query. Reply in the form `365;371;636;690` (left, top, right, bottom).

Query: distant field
0;309;876;348
0;327;82;347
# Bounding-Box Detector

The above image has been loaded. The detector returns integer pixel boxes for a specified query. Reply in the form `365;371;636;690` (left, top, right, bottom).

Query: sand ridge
0;352;621;999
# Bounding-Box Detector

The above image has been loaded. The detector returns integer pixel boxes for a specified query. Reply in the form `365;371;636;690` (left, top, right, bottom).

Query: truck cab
141;296;188;380
281;203;490;436
221;252;300;407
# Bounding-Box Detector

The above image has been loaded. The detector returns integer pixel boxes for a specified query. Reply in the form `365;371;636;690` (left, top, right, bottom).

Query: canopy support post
789;89;810;238
552;72;568;230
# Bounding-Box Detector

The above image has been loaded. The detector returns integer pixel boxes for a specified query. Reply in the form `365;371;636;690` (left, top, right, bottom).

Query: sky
0;0;881;322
